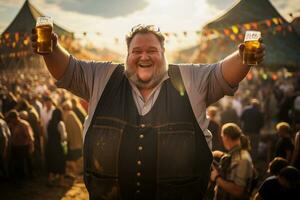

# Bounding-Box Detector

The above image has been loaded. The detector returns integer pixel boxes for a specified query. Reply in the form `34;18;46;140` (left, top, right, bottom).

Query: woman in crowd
45;108;67;187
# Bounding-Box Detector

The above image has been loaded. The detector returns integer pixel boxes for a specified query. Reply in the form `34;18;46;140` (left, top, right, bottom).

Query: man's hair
240;134;251;151
5;109;19;121
221;123;242;140
276;122;291;133
268;157;289;175
62;100;73;110
207;106;218;118
250;98;260;108
126;24;165;49
279;166;300;189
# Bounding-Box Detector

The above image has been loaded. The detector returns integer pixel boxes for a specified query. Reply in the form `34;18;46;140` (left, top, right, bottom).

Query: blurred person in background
46;108;67;187
71;97;87;125
274;122;294;163
0;112;11;179
40;96;55;164
292;131;300;170
220;101;240;126
5;110;34;180
240;99;264;161
254;157;289;200
210;123;254;200
207;106;223;151
16;99;43;174
62;100;83;178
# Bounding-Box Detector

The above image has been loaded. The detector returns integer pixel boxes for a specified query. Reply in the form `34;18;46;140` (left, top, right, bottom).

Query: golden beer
243;31;261;66
36;16;53;54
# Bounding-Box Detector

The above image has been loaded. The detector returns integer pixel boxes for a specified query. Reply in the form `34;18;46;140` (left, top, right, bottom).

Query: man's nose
140;51;150;59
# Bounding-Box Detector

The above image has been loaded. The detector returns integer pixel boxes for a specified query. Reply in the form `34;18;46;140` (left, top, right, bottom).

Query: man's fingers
256;52;265;59
31;34;37;42
239;43;245;51
31;28;36;34
238;43;245;57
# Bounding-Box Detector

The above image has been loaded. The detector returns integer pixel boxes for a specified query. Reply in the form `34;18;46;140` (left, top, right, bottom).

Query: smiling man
31;24;265;200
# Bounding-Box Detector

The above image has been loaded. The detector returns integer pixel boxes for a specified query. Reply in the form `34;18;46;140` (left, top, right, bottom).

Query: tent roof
292;17;300;35
197;0;300;71
2;0;73;37
0;0;74;69
205;0;287;30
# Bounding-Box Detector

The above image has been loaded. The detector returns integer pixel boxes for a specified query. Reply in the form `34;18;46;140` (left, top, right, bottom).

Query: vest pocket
157;123;196;179
85;125;123;177
85;171;121;200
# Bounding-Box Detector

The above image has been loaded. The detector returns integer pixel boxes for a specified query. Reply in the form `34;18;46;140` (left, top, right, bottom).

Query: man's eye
147;50;158;54
132;50;142;54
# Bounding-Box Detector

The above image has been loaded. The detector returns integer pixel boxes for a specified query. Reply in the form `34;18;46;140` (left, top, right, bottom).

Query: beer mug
36;16;53;54
243;31;261;66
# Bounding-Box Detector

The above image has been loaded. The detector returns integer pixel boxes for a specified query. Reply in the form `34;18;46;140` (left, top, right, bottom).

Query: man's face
126;33;167;89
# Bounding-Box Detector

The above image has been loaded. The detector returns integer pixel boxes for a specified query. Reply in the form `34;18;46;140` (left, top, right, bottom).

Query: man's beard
125;56;168;89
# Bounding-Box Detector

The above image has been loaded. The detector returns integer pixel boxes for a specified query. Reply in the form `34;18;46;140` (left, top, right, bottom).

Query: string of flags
0;16;298;59
201;17;294;42
0;33;73;59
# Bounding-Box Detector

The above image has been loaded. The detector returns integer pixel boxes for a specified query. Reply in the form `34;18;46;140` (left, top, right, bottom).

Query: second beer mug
243;31;261;66
36;16;53;54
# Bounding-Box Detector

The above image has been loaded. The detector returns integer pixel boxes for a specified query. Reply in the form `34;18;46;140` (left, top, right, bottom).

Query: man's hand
210;164;220;182
222;37;266;87
238;37;266;64
31;28;58;55
212;150;225;159
30;28;70;80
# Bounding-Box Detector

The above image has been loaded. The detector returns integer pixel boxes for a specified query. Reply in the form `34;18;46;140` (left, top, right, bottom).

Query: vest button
137;182;141;186
140;124;146;128
138;146;143;151
137;160;142;165
139;134;144;139
137;172;141;177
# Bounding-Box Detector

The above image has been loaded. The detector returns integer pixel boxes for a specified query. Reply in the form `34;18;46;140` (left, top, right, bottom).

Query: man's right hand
31;28;58;55
30;28;70;80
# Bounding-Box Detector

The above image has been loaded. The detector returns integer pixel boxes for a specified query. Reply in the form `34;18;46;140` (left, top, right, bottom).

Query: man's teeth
139;63;151;67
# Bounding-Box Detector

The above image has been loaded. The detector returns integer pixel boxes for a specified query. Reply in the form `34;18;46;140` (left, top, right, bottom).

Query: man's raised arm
221;39;265;87
31;29;70;80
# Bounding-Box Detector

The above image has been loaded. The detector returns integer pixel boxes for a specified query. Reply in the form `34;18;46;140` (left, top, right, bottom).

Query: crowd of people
205;68;300;199
0;66;86;187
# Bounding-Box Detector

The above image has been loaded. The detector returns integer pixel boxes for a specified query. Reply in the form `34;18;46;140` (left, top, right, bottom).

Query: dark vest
84;65;212;200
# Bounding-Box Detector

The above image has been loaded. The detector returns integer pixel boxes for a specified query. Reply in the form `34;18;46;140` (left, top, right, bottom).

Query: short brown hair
268;157;289;175
221;123;242;140
276;122;291;133
126;24;165;49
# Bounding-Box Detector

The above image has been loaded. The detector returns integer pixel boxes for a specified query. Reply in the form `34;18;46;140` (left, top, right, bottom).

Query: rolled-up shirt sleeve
180;61;238;106
55;55;114;101
179;62;238;146
206;61;238;105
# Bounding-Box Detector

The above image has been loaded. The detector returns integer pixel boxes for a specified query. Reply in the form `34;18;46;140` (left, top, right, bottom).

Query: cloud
205;0;236;10
0;0;22;4
44;0;149;18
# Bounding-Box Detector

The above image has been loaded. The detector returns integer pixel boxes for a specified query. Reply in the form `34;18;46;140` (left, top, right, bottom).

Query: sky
0;0;299;54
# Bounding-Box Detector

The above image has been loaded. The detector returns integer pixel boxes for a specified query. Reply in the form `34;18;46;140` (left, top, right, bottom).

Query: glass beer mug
243;31;261;66
36;16;53;54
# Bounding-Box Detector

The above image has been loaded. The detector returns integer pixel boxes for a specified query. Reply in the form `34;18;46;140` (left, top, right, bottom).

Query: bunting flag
0;16;296;56
200;17;294;42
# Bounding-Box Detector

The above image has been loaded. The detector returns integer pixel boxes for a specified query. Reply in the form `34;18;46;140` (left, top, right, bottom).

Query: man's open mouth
138;63;152;68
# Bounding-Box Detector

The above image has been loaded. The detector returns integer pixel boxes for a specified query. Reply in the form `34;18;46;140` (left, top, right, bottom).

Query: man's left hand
238;37;266;64
210;165;220;182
